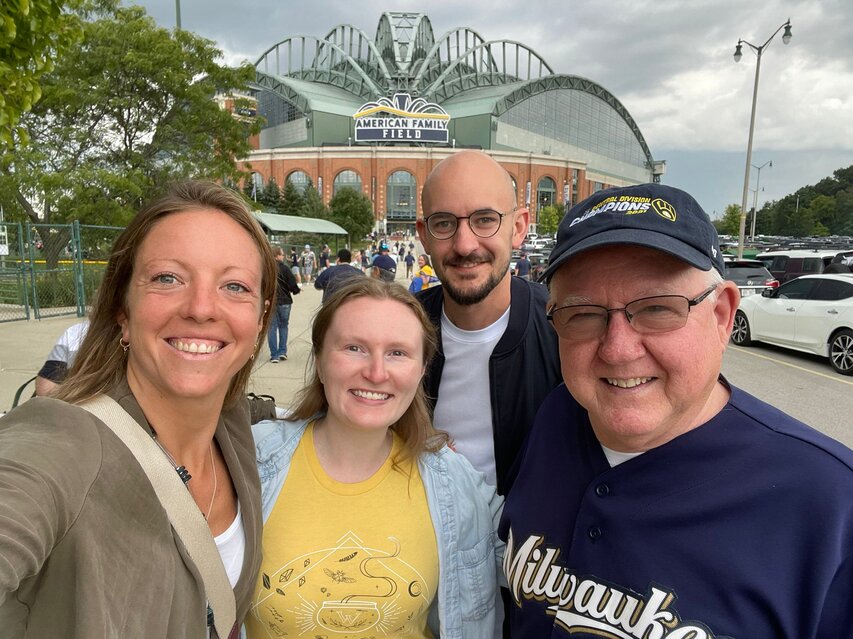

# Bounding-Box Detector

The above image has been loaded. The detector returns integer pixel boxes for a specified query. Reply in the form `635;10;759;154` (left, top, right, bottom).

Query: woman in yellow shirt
249;277;502;638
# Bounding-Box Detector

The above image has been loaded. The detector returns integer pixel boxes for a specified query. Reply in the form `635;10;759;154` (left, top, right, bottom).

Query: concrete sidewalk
0;255;425;413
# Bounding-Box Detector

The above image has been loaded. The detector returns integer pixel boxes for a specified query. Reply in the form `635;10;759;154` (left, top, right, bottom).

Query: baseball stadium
241;11;665;235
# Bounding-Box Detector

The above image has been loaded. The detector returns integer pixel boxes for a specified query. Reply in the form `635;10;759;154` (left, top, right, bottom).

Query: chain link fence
0;221;124;323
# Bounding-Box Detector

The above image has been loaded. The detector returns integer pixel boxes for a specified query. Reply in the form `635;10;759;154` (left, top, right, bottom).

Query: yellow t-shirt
246;423;438;639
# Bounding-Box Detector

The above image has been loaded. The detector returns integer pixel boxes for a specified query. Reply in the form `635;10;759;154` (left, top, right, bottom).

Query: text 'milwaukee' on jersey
499;383;853;639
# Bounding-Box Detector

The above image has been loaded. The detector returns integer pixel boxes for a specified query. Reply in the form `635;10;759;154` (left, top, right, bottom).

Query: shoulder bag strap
80;394;236;638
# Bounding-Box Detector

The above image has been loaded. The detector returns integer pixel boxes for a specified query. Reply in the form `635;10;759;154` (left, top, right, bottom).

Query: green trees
718;165;853;238
713;204;744;236
536;204;563;236
0;4;259;239
259;178;281;210
0;0;83;148
278;178;304;215
301;181;328;219
329;187;374;240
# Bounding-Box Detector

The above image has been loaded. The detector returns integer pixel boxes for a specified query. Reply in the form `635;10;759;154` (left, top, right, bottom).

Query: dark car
724;259;778;298
755;250;840;283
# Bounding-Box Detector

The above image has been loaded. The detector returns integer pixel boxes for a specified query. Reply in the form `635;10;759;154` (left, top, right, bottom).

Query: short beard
440;258;510;306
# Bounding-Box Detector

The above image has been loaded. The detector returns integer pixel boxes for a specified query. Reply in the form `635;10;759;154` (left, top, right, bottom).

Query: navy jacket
418;276;562;496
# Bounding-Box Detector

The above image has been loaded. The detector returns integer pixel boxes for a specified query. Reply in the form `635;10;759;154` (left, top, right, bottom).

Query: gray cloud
126;0;853;216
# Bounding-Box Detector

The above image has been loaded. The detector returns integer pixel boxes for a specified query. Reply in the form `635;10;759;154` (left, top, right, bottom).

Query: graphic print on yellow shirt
247;424;438;639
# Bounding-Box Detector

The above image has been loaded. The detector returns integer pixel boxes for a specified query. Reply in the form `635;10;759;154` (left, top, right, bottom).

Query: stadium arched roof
252;12;655;169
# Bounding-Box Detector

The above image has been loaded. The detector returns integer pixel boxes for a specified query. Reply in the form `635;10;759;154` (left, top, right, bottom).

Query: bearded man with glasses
499;183;853;639
417;151;562;636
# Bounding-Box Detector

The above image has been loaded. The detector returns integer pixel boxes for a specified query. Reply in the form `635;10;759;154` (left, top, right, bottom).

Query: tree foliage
301;182;328;219
0;4;260;242
329;187;374;240
713;203;744;236
721;165;853;238
259;178;280;209
536;204;563;236
278;178;304;215
0;0;84;148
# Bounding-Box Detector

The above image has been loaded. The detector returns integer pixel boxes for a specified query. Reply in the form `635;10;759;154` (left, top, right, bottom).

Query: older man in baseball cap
500;183;853;638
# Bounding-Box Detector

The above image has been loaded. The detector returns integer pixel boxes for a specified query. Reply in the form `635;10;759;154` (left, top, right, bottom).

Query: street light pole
749;160;772;240
733;19;792;258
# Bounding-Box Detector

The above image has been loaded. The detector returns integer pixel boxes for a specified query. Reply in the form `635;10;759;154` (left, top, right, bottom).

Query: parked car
723;259;778;298
522;238;554;253
731;273;853;375
755;249;840;283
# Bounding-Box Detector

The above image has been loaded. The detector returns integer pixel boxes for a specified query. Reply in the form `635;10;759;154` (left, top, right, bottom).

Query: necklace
152;435;218;520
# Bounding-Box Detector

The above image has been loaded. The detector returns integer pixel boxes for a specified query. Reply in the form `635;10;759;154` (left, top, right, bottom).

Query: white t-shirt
214;502;245;588
207;504;245;638
46;320;90;365
432;306;510;488
600;444;644;467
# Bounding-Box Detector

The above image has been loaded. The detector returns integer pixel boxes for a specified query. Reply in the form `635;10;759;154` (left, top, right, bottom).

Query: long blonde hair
288;277;448;460
55;180;276;408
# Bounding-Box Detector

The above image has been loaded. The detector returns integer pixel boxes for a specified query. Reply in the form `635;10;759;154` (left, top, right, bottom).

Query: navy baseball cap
372;254;397;273
541;183;724;284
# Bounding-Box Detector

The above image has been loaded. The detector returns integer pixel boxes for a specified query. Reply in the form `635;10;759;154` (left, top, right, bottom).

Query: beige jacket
0;381;262;638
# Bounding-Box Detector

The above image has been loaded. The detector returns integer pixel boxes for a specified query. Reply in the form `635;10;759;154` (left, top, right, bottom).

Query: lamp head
733;41;743;62
782;21;792;44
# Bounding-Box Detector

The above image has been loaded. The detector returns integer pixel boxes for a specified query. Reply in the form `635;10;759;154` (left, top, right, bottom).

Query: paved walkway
0;258;419;413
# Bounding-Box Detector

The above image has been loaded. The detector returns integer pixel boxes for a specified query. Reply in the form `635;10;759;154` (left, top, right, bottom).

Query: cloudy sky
127;0;853;218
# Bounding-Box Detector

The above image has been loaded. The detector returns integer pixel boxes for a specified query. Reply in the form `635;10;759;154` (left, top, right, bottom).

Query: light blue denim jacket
252;417;505;639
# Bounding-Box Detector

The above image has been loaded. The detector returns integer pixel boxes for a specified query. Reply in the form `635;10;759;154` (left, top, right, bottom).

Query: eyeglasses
547;285;719;341
423;209;508;240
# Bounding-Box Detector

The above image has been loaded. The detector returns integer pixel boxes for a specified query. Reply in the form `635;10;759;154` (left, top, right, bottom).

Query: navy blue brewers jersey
499;382;853;639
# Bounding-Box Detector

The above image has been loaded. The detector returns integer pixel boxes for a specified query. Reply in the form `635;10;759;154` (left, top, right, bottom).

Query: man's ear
714;281;740;347
416;218;430;251
511;207;530;249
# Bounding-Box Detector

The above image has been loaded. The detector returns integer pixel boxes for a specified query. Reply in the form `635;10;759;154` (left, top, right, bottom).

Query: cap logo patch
569;195;652;227
651;198;677;222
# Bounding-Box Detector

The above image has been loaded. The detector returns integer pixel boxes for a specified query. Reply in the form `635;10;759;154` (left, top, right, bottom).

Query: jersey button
595;483;610;497
588;526;603;541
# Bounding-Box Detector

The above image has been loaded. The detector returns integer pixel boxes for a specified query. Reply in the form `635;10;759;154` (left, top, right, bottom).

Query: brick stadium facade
239;12;664;235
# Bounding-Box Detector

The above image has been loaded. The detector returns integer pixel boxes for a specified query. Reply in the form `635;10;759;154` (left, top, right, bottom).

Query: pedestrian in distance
289;247;302;286
268;244;301;362
404;250;416;278
313;248;364;302
300;244;316;284
247;277;503;639
408;265;439;294
0;180;277;638
513;251;531;280
500;183;853;638
371;241;397;283
318;244;331;273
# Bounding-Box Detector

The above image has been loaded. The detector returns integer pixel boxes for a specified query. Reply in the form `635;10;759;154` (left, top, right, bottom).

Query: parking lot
722;341;853;447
